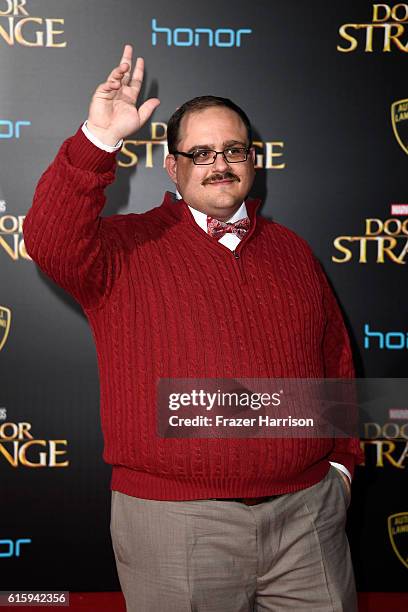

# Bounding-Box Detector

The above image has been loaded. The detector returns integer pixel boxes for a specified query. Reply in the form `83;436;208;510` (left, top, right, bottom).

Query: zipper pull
233;250;240;260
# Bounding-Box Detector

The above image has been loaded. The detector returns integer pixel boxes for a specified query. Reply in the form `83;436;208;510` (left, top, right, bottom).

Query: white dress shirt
177;190;247;252
81;121;352;484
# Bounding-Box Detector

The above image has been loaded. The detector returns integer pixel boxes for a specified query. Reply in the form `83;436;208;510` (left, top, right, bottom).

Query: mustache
202;171;240;185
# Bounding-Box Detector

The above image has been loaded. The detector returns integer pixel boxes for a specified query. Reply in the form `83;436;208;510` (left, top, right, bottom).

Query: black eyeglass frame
172;146;251;165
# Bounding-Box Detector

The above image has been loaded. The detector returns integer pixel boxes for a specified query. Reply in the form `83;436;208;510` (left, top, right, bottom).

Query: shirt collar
175;189;248;234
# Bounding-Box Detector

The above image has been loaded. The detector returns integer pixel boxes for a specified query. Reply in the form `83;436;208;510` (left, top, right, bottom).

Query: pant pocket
330;465;351;509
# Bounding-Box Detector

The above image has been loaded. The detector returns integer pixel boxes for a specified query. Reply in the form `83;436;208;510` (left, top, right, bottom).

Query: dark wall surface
1;0;407;591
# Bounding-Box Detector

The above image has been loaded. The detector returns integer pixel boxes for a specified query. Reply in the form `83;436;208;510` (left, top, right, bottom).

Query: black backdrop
0;0;407;592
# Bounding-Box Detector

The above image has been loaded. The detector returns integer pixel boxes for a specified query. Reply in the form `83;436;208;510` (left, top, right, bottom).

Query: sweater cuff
67;125;119;173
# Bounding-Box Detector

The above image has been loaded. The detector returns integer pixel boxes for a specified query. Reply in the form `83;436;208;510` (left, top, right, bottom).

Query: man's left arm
314;259;364;490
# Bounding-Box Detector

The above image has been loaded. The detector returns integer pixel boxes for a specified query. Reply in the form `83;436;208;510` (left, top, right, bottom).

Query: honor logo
0;119;30;139
0;538;31;558
151;18;252;48
364;324;408;350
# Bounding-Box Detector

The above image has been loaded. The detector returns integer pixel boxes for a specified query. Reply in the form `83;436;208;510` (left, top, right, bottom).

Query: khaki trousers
110;465;357;611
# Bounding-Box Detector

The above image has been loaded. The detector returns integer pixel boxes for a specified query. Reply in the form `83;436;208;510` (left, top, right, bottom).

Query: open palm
87;44;160;145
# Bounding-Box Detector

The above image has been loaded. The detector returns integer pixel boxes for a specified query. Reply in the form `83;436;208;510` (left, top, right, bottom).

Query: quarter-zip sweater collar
160;190;261;254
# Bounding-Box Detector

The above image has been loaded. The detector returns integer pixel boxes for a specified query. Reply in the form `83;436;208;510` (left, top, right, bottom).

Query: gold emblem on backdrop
388;512;408;568
391;99;408;154
0;306;11;351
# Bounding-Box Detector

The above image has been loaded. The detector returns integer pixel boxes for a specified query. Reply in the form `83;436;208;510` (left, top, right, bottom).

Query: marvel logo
391;204;408;215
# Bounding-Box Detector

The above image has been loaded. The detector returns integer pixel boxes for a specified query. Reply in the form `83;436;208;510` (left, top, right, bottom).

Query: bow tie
207;216;250;240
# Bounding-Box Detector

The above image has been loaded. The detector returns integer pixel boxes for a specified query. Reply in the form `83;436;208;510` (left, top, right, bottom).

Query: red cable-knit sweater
23;127;363;500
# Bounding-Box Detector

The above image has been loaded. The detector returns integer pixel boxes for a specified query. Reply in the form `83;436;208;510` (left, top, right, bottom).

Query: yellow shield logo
0;306;11;352
388;512;408;569
391;99;408;155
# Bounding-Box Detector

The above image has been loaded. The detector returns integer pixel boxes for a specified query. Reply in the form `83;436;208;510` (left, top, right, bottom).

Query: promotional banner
1;0;406;593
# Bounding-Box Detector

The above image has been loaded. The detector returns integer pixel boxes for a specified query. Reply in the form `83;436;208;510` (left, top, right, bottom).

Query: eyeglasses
173;146;250;165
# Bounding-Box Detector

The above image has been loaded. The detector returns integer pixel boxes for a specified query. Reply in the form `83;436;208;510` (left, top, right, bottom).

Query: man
23;44;363;611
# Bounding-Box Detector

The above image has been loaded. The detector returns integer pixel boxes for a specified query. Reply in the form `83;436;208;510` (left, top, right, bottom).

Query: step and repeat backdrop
1;0;407;593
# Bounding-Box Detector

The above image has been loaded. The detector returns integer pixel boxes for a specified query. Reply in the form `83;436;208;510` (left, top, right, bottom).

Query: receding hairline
174;106;250;150
166;95;253;155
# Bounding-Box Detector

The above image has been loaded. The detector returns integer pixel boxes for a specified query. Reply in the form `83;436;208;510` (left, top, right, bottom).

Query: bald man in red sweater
24;45;363;612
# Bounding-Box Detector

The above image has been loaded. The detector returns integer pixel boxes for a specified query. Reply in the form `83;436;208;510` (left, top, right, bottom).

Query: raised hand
87;44;160;146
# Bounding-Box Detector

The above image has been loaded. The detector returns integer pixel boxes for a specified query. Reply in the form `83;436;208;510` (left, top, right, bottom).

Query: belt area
210;496;277;506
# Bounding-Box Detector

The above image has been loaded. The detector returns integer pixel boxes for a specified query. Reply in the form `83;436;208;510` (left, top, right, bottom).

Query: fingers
127;56;144;98
119;43;133;69
119;43;132;84
138;97;161;128
94;47;156;116
98;49;132;95
106;62;130;87
97;66;127;94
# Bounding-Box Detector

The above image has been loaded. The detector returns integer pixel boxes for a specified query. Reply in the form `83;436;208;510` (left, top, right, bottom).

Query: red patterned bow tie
207;216;250;240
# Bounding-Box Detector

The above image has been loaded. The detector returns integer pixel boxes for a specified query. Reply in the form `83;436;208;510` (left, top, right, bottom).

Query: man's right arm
23;45;160;310
23;129;121;309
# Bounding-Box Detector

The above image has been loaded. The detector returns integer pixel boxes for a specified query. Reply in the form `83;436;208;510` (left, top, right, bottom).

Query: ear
165;154;177;183
249;146;256;165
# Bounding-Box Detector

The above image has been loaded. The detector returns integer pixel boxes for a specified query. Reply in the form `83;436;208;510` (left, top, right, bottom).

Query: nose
212;151;230;171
